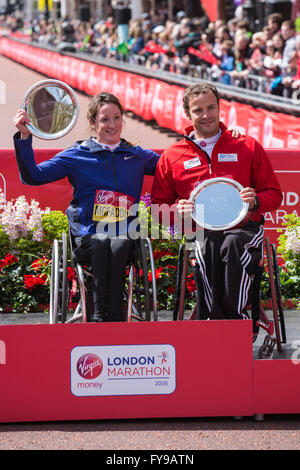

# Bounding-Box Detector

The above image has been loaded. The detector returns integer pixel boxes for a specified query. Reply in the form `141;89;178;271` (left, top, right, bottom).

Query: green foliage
276;214;300;309
0;228;10;259
0;254;49;313
12;236;49;259
41;211;69;242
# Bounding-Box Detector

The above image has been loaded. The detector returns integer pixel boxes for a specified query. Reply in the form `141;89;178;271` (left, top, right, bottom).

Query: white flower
286;226;300;255
0;194;47;242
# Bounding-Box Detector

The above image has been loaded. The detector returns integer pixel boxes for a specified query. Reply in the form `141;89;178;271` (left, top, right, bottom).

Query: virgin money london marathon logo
71;344;176;396
76;353;103;379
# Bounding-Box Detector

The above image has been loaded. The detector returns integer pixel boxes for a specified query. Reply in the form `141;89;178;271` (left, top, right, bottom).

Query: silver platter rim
22;79;79;140
189;177;249;231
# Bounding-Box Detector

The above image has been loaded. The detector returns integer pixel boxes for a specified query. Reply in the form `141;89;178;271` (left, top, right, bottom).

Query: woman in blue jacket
13;92;160;322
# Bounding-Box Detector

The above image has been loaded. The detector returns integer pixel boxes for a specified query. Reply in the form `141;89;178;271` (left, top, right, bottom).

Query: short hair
183;83;220;118
222;39;234;48
267;12;283;23
281;20;295;31
87;92;124;123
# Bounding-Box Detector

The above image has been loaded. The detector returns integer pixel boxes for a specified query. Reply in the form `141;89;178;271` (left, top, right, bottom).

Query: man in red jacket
151;83;282;320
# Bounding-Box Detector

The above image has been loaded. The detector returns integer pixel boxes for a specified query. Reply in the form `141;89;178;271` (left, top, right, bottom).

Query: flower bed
276;213;300;310
0;191;299;314
0;190;68;312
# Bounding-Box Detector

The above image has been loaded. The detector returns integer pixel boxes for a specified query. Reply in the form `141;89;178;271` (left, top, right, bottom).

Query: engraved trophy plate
22;79;79;140
189;177;249;231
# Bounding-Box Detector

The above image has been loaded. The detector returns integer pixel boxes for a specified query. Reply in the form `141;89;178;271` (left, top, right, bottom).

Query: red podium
1;320;300;423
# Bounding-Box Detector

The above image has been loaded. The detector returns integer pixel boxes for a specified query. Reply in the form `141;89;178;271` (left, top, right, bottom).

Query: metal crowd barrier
106;52;276;96
125;56;297;101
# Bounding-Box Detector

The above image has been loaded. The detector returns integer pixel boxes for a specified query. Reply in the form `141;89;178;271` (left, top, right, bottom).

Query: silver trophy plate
22;79;79;140
189;177;249;231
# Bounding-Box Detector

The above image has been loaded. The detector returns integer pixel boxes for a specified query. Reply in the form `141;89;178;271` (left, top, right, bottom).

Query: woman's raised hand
13;109;31;140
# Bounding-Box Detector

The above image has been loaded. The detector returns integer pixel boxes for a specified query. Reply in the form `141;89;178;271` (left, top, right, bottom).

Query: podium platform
0;318;299;423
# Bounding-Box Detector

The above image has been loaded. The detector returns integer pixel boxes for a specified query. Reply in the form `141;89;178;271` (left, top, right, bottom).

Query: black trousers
193;221;264;319
73;234;135;322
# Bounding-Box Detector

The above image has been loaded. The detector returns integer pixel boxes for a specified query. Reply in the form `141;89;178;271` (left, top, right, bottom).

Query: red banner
0;149;73;212
220;100;300;149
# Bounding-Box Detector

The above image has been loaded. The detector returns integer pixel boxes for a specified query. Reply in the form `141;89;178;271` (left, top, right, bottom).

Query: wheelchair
49;229;158;324
172;235;287;360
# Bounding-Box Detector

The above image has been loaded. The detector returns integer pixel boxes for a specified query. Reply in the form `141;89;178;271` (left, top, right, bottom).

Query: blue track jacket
14;133;160;237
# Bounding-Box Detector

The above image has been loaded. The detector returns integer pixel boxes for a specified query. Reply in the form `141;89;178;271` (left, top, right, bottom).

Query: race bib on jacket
93;190;136;223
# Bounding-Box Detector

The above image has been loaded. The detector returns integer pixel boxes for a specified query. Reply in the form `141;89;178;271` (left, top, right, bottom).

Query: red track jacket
151;122;282;226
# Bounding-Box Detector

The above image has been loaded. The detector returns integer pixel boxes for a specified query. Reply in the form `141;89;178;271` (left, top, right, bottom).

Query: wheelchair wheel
66;227;89;323
49;233;69;324
60;232;69;322
177;247;190;320
49;239;59;324
67;263;89;323
265;237;282;353
127;238;158;322
172;243;198;321
173;242;184;321
126;263;135;321
139;238;158;321
139;238;151;320
271;243;287;344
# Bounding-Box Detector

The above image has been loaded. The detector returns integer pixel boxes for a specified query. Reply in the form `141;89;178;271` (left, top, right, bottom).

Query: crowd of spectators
2;9;300;99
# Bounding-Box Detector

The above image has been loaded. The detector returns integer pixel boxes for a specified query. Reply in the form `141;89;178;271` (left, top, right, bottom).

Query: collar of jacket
77;137;131;153
183;121;227;140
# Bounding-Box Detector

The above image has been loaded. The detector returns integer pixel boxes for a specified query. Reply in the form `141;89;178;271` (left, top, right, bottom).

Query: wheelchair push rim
49;232;69;324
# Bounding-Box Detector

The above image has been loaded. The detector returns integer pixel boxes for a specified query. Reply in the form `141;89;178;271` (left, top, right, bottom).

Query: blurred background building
0;0;297;25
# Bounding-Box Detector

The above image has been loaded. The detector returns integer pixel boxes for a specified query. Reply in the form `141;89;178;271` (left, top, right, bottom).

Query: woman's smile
93;103;123;145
